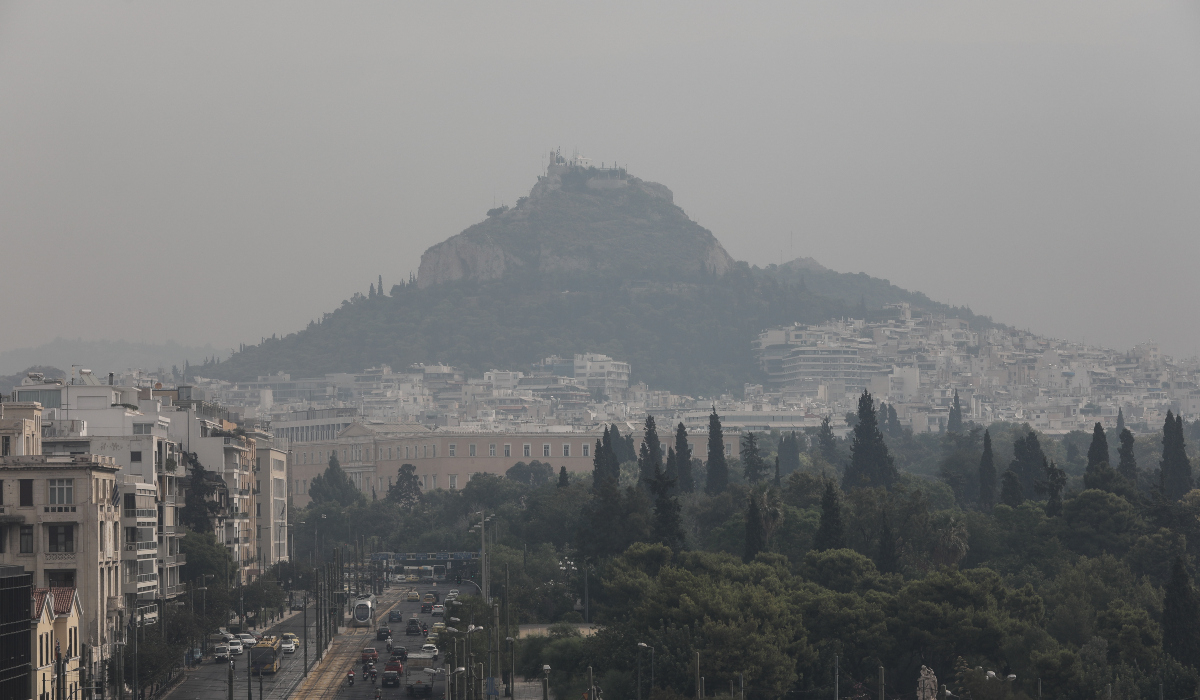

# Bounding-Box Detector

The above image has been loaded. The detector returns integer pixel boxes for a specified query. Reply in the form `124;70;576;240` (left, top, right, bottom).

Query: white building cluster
752;303;1200;434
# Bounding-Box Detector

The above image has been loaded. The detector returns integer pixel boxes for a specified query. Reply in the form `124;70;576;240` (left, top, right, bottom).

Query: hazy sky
2;2;1198;359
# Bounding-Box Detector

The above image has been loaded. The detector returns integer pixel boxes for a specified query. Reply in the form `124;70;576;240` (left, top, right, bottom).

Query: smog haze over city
2;2;1199;361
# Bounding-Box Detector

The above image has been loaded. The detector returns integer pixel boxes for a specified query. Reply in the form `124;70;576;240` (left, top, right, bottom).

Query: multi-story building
31;587;81;700
253;442;289;571
0;565;32;700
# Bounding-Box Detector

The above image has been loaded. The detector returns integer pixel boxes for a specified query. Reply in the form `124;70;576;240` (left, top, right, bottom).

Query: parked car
213;645;231;662
228;639;244;655
281;639;296;654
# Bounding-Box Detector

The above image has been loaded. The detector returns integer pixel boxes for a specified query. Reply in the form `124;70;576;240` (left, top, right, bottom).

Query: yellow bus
251;637;282;675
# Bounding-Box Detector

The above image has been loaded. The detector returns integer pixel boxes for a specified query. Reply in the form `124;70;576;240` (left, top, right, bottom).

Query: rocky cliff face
418;162;734;288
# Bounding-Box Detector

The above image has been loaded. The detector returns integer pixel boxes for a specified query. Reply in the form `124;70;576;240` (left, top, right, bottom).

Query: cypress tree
1000;470;1023;507
1116;408;1125;437
979;429;996;509
664;447;677;490
1117;428;1138;484
674;423;694;493
558;466;569;488
814;481;844;551
378;274;384;296
741;432;768;483
947;390;963;434
773;456;781;487
637;415;663;489
744;491;765;562
887;404;900;436
1160;411;1193;500
842;391;896;490
1086;422;1109;472
817;415;839;466
705;407;728;495
1042;459;1066;517
1009;430;1046;496
1163;557;1200;670
650;467;684;551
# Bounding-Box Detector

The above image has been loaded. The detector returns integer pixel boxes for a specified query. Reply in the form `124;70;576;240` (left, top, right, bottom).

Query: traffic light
455;573;462;585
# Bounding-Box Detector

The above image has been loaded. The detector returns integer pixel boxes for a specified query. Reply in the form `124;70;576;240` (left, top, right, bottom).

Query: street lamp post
638;642;654;695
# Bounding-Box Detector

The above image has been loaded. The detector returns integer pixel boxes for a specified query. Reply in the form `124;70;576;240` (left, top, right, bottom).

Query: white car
421;643;439;658
448;589;460;597
281;639;296;654
213;645;230;662
237;634;256;647
431;605;444;616
228;639;244;655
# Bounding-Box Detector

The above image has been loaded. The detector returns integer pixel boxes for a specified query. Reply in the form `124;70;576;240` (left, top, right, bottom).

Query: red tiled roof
32;588;48;620
48;588;75;616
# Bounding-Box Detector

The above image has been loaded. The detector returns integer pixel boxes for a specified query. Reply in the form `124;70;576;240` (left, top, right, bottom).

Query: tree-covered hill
203;163;999;394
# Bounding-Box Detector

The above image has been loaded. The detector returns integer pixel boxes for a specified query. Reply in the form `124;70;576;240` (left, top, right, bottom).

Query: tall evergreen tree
558;466;569;488
817;415;839;466
1009;430;1047;496
1163;557;1200;670
1160;411;1193;500
378;274;384;296
1041;460;1067;517
947;390;963;434
1086;422;1110;472
386;464;422;508
777;431;802;476
887;404;901;437
842;391;896;490
310;452;365;508
773;456;781;487
814;481;844;551
664;447;678;489
649;467;684;551
674;423;695;493
1000;470;1023;507
637;415;664;489
705;408;728;495
876;510;898;574
979;429;997;509
742;432;768;483
1116;408;1125;437
744;492;765;562
1117;428;1138;484
592;427;620;491
609;424;637;464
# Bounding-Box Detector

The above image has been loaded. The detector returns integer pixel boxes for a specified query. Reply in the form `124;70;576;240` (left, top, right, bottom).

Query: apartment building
254;443;289;571
32;587;81;700
0;565;32;700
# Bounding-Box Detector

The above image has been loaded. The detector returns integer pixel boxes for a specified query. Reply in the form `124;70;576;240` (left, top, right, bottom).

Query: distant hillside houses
753;303;1200;434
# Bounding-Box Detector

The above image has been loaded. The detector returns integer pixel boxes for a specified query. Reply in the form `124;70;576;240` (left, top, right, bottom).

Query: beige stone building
32;587;82;700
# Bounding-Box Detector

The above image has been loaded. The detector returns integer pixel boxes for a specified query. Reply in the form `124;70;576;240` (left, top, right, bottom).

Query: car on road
281;639;296;654
290;601;305;611
431;622;445;633
420;603;432;614
406;574;418;583
362;647;379;663
237;633;256;648
282;633;298;643
448;589;459;597
425;633;438;644
407;591;420;602
377;626;391;641
382;671;401;688
431;605;444;616
213;645;231;662
405;620;422;636
422;593;435;604
426;591;441;603
420;644;439;658
228;639;244;655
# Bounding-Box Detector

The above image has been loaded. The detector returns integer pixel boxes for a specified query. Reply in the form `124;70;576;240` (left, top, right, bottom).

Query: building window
405;446;410;459
20;525;33;553
449;475;458;490
388;447;393;460
583;444;590;457
130;451;142;463
48;525;74;553
49;479;73;505
449;444;456;457
19;480;32;507
1;436;9;456
256;503;261;516
725;444;732;456
489;444;496;457
132;423;153;435
504;445;511;458
432;445;436;458
543;444;551;458
469;445;476;457
523;445;531;458
431;475;437;489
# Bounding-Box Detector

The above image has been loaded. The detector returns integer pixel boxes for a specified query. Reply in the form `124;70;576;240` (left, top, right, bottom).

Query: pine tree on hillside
979;429;997;509
742;432;768;483
705;407;728;496
674;423;694;493
947;390;963;434
814;481;844;551
817;415;840;466
842;391;896;490
1086;422;1109;472
1117;428;1138;485
1163;557;1200;670
1000;470;1023;507
1160;411;1193;501
558;466;569;488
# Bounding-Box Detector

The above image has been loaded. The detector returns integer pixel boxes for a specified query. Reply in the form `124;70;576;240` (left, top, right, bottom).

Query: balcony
156;524;176;535
225;536;249;545
44;551;76;563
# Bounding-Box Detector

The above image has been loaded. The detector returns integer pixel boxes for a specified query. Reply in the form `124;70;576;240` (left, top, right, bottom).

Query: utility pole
878;666;884;700
834;655;839;700
227;656;234;700
302;592;308;676
504;563;511;698
695;652;700;700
